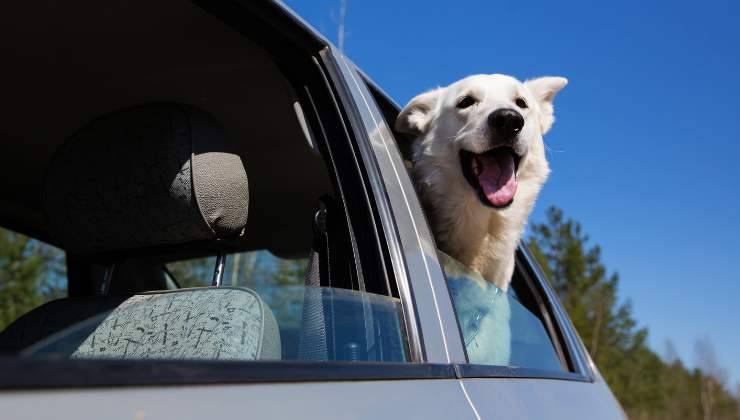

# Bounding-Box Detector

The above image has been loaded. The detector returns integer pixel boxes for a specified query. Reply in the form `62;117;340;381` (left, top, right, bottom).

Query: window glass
441;252;562;371
166;251;407;362
0;227;66;331
10;251;407;363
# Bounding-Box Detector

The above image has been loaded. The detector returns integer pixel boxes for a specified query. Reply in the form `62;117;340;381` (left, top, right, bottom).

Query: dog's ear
524;76;568;134
395;88;442;136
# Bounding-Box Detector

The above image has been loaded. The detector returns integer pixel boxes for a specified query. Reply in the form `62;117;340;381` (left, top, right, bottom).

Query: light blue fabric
441;252;562;371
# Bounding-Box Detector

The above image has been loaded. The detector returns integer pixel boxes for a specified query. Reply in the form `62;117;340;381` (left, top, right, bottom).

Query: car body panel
462;378;625;419
0;380;477;420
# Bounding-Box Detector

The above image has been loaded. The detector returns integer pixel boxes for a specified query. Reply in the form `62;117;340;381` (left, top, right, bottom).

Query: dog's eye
515;98;528;109
456;96;477;109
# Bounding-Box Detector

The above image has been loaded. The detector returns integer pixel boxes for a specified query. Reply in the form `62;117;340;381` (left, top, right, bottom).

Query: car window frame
323;50;467;365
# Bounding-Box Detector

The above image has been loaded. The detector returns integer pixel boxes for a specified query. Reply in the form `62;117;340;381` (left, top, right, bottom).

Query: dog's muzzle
459;108;525;209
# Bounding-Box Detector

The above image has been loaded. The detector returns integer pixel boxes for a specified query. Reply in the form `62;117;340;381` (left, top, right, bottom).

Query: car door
328;49;627;419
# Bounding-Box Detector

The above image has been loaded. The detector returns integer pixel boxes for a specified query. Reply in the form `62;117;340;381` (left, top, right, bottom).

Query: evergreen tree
528;206;739;420
0;227;65;330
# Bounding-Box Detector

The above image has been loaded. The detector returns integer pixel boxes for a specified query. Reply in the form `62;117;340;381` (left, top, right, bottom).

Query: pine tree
527;207;739;420
0;227;65;330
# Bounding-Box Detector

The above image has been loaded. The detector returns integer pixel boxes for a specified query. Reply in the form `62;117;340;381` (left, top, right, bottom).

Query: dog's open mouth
460;147;521;208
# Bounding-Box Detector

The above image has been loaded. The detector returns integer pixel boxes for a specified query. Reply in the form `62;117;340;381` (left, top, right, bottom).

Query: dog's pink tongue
477;152;517;207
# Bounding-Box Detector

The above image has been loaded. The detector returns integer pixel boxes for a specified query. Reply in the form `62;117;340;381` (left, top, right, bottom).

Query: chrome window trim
326;49;467;364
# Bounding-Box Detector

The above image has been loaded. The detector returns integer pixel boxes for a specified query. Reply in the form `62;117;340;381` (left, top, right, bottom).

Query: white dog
396;74;566;291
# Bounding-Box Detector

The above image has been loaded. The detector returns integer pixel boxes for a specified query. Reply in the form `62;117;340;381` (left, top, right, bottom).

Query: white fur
396;74;567;290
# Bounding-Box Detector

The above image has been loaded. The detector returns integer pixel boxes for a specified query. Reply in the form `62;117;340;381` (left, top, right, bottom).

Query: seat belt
298;197;333;360
304;198;330;287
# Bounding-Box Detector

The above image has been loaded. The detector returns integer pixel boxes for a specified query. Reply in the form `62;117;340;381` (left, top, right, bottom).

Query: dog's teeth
472;157;481;176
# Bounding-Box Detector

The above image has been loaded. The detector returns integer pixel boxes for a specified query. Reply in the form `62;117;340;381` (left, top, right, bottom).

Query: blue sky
285;0;740;384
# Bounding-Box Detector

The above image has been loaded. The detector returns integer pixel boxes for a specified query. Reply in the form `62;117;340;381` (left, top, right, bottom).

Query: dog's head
396;74;566;211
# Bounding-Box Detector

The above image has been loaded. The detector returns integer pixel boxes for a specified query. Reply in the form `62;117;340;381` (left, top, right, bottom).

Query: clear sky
283;0;740;385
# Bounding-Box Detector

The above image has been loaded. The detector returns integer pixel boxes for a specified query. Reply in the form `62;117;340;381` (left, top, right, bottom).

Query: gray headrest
44;104;248;254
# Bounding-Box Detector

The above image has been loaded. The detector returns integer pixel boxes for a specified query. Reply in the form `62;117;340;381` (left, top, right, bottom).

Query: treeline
528;207;739;420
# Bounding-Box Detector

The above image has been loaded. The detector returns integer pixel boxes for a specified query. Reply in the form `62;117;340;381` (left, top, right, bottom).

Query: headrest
44;104;248;254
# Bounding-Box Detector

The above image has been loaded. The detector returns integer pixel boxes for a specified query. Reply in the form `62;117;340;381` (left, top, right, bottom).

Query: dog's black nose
488;109;524;139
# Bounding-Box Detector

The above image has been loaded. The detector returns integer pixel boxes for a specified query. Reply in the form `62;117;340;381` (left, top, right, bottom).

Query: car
0;0;625;418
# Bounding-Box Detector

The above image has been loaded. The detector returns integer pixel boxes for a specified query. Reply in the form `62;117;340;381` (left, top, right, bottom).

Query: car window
440;252;562;370
0;90;411;365
0;44;413;368
0;227;66;331
0;46;412;368
363;77;567;372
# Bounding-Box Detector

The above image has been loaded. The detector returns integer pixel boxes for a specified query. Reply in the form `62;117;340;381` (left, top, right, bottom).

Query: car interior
0;0;407;363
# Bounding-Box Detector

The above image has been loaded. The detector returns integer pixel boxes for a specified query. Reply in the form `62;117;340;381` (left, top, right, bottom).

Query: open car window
362;75;575;375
